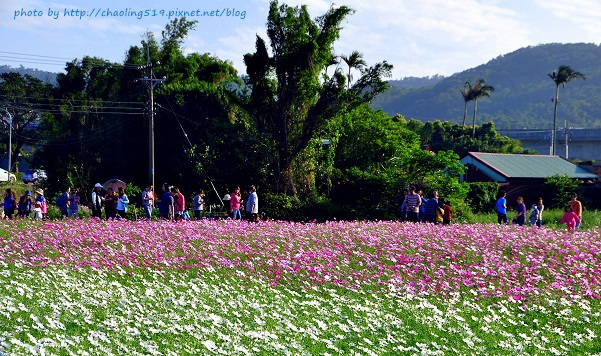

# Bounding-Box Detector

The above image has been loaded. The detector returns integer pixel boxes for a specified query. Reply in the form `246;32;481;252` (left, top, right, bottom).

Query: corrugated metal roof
464;152;599;179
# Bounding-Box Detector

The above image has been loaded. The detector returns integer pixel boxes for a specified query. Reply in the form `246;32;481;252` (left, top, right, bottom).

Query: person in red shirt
560;205;581;232
173;187;186;222
442;199;452;225
229;187;243;220
568;193;582;229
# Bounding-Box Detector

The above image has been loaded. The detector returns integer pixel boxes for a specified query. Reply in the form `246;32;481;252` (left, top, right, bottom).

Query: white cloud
533;0;601;40
3;0;600;78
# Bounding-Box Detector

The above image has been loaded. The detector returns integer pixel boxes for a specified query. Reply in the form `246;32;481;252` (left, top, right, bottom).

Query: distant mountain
373;43;601;129
0;65;57;86
388;74;445;89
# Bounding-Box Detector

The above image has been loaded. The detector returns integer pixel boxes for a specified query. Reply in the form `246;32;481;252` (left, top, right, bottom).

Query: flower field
1;219;601;354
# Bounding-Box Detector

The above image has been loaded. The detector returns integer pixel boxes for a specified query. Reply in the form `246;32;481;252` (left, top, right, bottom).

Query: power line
0;94;145;106
0;50;145;69
0;51;74;60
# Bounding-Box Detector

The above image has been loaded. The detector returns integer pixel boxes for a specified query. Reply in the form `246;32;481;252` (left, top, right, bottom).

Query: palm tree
460;81;473;129
470;79;495;138
341;51;366;89
548;65;585;156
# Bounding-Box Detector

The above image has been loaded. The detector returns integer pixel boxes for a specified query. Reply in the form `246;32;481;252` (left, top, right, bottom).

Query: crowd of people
138;183;259;222
3;188;49;220
2;182;261;222
399;186;453;225
1;182;588;230
138;183;260;222
494;190;584;231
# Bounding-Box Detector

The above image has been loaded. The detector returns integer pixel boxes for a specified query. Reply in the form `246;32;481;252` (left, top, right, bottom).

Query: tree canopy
243;0;393;195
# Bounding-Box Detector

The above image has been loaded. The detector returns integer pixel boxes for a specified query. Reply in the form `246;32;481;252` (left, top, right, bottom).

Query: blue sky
1;0;601;79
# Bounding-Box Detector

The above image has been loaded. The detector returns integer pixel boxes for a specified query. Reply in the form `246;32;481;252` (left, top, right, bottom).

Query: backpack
55;193;65;207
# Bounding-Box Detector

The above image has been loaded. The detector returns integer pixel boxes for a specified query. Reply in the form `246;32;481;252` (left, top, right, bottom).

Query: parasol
102;178;126;192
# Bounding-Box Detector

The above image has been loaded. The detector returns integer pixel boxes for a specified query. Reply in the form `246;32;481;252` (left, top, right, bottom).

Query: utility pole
0;108;12;172
135;39;165;189
564;121;570;159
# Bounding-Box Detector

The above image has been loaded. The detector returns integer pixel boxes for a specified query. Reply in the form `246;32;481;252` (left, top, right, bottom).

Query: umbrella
102;178;126;192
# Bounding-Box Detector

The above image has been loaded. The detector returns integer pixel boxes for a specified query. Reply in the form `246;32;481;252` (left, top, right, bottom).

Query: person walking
245;185;259;222
442;200;452;225
91;183;104;218
68;189;80;218
116;187;129;219
18;190;32;218
514;196;526;226
172;187;185;222
495;190;508;225
568;193;583;229
57;187;71;219
560;205;581;232
33;188;47;220
230;187;243;220
104;188;118;219
3;189;17;219
159;185;174;221
3;188;17;219
404;185;421;223
533;197;544;227
141;185;154;220
424;190;443;224
193;189;205;220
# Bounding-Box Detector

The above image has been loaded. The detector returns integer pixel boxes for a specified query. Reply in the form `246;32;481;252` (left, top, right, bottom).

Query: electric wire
161;98;223;205
0;50;146;69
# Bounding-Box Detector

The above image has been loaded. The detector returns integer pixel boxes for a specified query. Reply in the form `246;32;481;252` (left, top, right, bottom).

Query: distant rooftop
460;152;599;181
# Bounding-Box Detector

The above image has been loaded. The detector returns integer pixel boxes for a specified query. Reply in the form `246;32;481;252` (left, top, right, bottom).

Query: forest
0;1;533;221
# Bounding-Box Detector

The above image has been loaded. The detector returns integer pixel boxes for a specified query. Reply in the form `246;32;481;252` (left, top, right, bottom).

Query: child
33;188;47;220
529;204;539;226
434;199;444;225
560;205;581;232
68;189;80;218
442;200;452;225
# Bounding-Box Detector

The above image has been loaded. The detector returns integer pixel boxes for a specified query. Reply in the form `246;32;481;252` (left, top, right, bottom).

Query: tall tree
244;0;392;195
469;79;495;138
460;81;473;129
340;51;366;89
548;65;585;156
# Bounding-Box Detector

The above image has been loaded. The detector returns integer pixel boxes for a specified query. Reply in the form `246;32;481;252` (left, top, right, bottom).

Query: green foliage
327;105;468;220
125;183;142;205
261;192;300;220
243;0;393;194
466;182;500;213
543;174;579;209
407;120;525;157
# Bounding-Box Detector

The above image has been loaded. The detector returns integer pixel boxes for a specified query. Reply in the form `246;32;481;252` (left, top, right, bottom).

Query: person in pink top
229;187;243;220
560;205;581;232
173;187;186;222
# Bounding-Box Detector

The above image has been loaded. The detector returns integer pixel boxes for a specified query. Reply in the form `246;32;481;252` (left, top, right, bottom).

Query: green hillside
0;65;57;86
372;43;601;129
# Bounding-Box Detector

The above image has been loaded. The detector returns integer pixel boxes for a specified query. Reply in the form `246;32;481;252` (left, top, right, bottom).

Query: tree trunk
472;99;478;138
462;101;468;129
275;81;297;196
552;85;560;156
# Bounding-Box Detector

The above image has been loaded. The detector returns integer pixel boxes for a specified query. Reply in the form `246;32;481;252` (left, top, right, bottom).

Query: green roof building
460;152;599;183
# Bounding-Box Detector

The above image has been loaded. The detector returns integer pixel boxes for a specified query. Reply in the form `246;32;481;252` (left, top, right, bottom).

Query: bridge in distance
498;128;601;161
